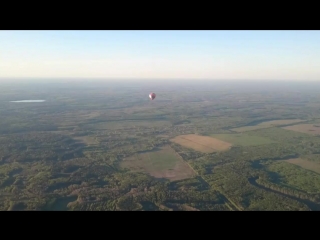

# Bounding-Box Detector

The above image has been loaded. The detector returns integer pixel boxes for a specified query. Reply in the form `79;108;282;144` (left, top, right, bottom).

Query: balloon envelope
149;92;156;100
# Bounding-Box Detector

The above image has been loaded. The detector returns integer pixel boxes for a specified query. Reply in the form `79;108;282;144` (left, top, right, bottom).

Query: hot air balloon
149;92;156;100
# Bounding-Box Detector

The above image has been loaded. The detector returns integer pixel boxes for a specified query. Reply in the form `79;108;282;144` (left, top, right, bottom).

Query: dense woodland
1;81;320;210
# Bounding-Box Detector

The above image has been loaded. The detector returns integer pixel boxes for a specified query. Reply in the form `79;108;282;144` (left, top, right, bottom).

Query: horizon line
0;77;320;81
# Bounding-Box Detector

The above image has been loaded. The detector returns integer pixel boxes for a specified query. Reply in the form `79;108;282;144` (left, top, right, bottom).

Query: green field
120;145;196;181
231;119;305;132
211;133;275;146
283;158;320;174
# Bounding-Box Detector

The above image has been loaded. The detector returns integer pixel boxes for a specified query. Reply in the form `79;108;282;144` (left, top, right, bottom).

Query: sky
1;30;320;82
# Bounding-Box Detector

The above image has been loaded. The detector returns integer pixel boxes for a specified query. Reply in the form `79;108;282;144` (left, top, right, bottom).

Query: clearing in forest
282;124;320;135
283;158;320;174
170;134;232;153
121;145;195;181
211;133;275;146
232;119;305;132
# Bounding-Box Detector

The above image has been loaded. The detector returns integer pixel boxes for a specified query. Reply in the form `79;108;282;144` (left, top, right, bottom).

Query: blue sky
0;30;320;81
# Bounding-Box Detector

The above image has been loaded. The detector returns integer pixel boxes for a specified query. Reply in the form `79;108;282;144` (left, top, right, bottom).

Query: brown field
170;134;232;153
282;124;320;135
232;119;305;132
120;145;196;181
283;158;320;174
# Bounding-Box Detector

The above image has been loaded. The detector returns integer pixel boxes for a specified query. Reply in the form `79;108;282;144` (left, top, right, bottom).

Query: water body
10;100;46;103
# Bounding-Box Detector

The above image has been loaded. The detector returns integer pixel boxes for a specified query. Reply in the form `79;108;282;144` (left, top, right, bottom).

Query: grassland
210;133;275;146
120;145;195;181
283;158;320;174
170;134;232;153
282;124;320;135
232;119;305;132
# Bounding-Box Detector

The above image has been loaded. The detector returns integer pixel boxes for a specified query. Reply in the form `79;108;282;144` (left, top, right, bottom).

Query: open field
302;154;320;164
232;119;305;132
120;145;196;181
170;134;232;153
282;124;320;135
283;158;320;174
211;133;275;146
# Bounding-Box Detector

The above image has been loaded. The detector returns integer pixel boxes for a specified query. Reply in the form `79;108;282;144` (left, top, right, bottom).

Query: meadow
282;124;320;135
120;145;196;181
231;119;305;132
170;134;232;153
210;133;275;146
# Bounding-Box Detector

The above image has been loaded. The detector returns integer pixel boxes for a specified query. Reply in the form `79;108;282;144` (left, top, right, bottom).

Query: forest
1;80;320;210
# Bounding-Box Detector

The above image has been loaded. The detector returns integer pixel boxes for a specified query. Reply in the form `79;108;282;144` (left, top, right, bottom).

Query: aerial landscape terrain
1;80;320;211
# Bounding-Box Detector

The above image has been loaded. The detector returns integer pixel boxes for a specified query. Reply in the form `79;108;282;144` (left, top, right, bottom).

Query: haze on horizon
1;30;320;82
